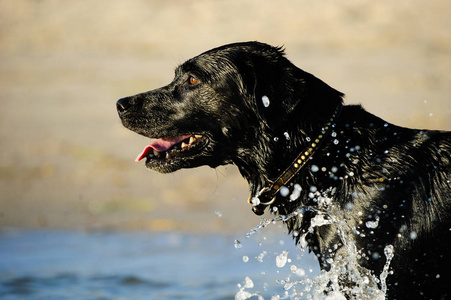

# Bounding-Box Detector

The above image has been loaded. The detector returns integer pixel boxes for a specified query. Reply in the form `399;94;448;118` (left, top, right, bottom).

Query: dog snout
116;97;132;115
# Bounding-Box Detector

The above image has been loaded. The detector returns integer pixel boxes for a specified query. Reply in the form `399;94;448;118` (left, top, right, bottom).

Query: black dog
117;42;451;299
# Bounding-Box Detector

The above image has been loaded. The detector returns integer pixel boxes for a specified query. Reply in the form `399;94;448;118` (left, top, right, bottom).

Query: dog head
117;42;343;175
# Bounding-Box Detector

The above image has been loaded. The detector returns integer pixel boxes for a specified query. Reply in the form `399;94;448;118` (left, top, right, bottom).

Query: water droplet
311;165;319;172
256;251;267;262
276;250;289;268
234;239;242;249
366;218;379;229
250;197;260;206
295;267;305;277
333;139;339;145
273;137;279;142
331;131;337;137
244;276;254;288
215;211;222;217
410;231;417;240
372;252;381;260
262;95;270;107
243;256;249;263
284;132;290;140
280;186;289;197
290;184;302;201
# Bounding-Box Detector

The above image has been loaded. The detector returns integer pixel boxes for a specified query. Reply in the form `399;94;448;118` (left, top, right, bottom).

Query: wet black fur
117;42;451;299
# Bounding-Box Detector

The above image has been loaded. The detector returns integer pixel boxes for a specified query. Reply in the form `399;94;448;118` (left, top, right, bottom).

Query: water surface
0;230;319;299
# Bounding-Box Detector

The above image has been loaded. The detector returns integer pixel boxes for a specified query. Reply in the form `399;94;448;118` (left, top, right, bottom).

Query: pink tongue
135;135;192;162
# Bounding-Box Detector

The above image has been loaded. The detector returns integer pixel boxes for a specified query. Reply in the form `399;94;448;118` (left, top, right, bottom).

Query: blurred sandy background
0;0;450;233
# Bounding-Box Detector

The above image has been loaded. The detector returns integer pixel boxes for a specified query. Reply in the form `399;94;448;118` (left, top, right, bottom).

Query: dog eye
188;76;199;85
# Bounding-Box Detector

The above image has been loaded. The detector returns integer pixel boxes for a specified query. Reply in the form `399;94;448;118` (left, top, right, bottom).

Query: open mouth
135;134;208;163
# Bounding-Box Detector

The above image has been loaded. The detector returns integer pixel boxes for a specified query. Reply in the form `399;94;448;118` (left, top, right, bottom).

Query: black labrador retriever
116;42;451;299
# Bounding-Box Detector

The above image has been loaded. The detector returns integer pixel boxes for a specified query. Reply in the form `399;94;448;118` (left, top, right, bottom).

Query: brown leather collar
248;104;343;215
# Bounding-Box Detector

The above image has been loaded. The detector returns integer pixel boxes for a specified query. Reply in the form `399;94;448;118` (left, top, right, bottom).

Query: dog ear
236;46;343;131
251;55;299;131
250;55;343;132
236;50;299;131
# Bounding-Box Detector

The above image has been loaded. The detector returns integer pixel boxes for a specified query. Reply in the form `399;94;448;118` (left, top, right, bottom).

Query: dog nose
116;97;131;115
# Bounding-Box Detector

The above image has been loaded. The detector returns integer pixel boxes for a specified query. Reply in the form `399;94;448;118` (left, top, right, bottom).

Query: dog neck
248;103;343;215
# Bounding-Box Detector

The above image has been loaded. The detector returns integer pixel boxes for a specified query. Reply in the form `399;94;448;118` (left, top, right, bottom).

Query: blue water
0;229;319;299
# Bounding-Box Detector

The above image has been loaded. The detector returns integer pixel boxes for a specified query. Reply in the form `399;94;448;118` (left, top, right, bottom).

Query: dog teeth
147;135;204;160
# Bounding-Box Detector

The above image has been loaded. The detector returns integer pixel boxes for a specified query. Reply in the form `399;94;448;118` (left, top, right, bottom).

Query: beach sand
1;0;450;232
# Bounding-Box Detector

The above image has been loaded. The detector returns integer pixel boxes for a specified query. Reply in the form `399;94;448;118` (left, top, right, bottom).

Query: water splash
245;208;305;239
236;189;394;299
309;211;389;300
235;277;264;300
380;244;394;294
